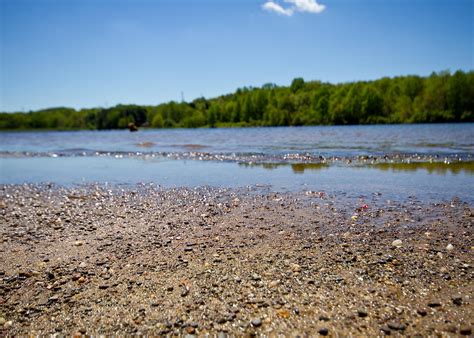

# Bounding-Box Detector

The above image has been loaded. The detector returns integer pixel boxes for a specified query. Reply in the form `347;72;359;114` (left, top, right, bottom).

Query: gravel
0;184;472;336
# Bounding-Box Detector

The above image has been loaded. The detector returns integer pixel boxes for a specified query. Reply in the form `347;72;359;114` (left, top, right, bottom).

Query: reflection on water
239;161;474;175
372;161;474;175
239;162;329;173
1;157;473;202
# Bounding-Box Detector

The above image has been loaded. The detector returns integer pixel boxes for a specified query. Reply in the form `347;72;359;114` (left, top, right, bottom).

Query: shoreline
0;184;472;336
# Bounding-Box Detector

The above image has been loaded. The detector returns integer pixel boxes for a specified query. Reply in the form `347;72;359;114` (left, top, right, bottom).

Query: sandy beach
0;184;472;336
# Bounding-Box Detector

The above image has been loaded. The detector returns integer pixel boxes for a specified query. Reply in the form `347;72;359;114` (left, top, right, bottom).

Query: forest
1;70;473;130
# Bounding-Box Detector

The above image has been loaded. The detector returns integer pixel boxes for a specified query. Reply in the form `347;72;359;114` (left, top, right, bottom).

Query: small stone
166;286;174;292
186;326;196;334
318;327;329;336
446;243;454;251
0;317;5;326
18;271;32;278
216;317;227;324
416;308;427;316
357;309;368;318
319;315;330;321
48;295;59;302
217;332;228;338
276;309;290;318
98;284;109;290
452;296;463;306
392;239;403;248
460;326;472;335
291;263;302;272
380;326;391;335
78;328;86;334
74;240;84;246
251;273;261;281
268;280;280;288
79;262;87;268
428;301;441;308
387;322;406;331
77;276;86;284
181;288;189;297
251;318;262;327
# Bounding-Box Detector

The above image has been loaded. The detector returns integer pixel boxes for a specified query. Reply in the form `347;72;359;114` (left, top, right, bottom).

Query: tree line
1;70;473;130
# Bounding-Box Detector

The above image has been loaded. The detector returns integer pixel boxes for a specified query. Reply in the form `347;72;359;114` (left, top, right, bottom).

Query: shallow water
1;156;473;203
1;124;473;202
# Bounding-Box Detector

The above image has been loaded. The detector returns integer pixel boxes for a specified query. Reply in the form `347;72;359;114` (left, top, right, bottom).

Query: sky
0;0;473;112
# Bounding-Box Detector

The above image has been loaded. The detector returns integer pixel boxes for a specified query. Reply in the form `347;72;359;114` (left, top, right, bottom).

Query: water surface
1;124;473;202
1;124;473;157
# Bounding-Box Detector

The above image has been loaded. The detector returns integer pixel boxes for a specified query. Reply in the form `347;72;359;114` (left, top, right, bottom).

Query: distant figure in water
128;122;138;132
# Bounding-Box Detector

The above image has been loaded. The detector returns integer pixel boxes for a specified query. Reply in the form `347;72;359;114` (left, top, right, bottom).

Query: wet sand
0;184;472;336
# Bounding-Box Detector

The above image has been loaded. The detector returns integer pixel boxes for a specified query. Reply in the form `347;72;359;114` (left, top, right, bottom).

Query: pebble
427;301;441;308
318;327;329;336
446;243;454;251
268;280;280;288
460;326;472;335
380;326;391;335
48;295;59;302
392;239;403;248
452;296;463;306
0;317;5;325
416;308;427;316
74;240;84;246
319;315;330;321
387;322;406;331
217;332;228;338
251;318;262;327
291;263;302;272
276;309;290;318
357;309;368;318
18;271;32;278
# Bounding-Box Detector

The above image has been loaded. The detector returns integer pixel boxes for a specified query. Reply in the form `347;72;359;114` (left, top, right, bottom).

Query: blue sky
1;0;472;112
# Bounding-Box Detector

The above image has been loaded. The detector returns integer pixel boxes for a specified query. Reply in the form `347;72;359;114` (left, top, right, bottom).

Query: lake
1;123;473;202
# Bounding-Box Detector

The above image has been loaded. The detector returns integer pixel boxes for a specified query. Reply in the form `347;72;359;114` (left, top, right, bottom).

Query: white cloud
262;0;325;16
262;1;294;16
285;0;326;14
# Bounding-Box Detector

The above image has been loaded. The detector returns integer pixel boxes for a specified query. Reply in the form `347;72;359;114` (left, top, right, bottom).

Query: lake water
1;124;473;156
1;124;473;202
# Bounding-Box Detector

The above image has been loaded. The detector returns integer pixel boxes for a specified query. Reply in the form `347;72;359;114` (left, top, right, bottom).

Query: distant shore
1;184;472;336
1;71;473;130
